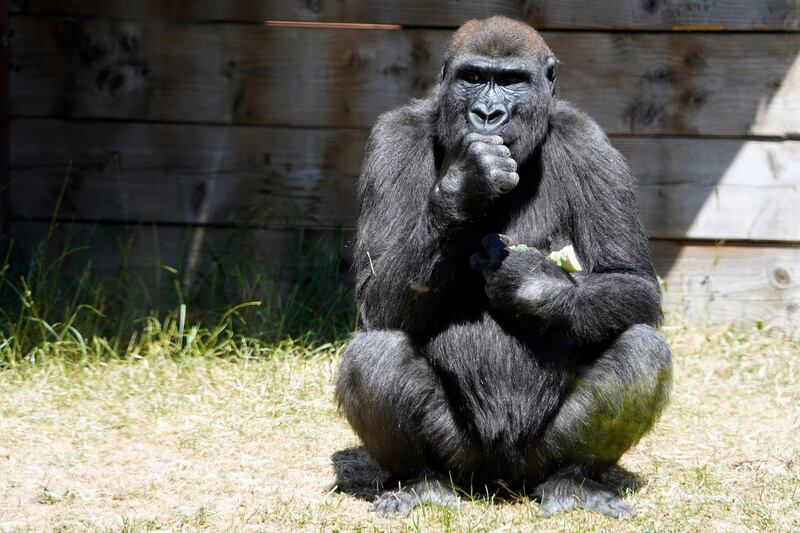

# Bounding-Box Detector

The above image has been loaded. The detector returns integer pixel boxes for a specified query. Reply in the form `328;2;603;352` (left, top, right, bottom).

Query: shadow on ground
330;446;388;501
330;445;645;503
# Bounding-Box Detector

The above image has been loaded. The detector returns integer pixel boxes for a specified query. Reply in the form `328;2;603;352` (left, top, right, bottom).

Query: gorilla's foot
369;474;459;517
535;467;634;519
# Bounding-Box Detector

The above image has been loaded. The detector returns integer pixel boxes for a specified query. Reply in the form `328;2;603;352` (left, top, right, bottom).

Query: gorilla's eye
497;72;528;86
459;69;485;84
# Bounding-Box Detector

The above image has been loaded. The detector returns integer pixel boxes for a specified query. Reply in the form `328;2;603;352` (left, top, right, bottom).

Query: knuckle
486;144;505;155
464;133;477;144
498;172;519;192
490;167;505;179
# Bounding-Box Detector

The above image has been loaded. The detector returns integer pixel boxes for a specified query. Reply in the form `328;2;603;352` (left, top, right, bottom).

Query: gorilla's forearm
519;271;662;344
482;247;661;344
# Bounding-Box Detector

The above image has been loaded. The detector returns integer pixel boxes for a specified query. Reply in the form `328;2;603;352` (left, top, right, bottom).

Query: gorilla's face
435;53;558;163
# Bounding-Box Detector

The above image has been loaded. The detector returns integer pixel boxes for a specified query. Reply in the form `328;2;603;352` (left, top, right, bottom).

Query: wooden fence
5;1;800;327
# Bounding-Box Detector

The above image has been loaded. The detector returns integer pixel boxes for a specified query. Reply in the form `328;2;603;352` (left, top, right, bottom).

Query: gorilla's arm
354;110;448;335
354;104;514;334
477;104;661;344
482;247;661;345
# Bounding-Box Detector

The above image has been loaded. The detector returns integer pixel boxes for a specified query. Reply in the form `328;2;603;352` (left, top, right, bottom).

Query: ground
1;323;798;532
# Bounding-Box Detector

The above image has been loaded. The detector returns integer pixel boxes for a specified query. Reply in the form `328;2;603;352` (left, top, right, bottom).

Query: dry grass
1;322;799;532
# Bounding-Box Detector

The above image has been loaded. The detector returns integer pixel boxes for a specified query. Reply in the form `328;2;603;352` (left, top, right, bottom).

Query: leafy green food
547;244;583;273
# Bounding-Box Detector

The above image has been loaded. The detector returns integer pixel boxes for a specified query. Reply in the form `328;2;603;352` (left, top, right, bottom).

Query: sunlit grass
0;320;798;532
1;218;798;531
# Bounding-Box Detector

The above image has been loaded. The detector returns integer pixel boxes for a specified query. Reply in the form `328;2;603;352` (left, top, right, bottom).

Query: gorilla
335;16;671;519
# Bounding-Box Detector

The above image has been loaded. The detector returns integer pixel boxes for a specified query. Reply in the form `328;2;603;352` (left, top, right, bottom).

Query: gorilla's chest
485;174;569;249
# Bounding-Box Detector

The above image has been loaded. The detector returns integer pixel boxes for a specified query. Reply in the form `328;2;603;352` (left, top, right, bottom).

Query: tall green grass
0;220;356;367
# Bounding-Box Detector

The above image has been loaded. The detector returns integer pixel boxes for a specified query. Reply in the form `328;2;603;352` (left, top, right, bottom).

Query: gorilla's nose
468;102;510;134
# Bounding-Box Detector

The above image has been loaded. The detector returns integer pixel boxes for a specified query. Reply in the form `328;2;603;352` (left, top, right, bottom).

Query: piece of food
508;243;529;252
548;244;583;273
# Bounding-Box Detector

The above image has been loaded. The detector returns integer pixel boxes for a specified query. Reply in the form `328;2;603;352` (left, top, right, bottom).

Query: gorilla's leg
335;330;464;516
533;324;672;518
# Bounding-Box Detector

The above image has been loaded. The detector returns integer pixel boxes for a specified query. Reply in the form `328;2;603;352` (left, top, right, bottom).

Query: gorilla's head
435;17;558;163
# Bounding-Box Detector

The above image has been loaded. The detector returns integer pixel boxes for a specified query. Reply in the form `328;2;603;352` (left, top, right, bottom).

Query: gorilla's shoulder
546;100;609;149
544;100;634;189
371;98;435;145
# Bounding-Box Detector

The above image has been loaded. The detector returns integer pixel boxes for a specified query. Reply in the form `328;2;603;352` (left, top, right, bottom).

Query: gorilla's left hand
470;234;568;312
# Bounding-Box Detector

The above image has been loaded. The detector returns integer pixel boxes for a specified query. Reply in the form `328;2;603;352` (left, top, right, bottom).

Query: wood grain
523;0;800;31
7;1;521;26
9;119;363;230
9;0;800;31
627;137;800;240
11;220;800;329
9;119;800;241
653;241;800;330
9;19;800;135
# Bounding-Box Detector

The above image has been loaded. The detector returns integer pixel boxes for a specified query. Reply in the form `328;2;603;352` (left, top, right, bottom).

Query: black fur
335;17;671;518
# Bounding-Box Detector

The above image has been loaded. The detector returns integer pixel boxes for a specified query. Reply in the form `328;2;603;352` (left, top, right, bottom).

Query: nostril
487;110;505;123
471;108;488;120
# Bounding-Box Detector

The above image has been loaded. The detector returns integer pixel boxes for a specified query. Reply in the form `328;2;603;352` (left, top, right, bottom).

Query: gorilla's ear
441;59;451;81
545;56;558;95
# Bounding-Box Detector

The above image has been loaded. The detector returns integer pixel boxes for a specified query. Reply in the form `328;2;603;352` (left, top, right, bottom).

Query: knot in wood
771;266;792;290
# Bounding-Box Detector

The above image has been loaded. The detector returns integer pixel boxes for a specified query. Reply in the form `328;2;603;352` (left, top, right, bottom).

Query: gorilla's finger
497;234;517;247
481;143;511;154
465;133;504;146
481;234;511;261
492;156;518;172
492;170;519;192
469;253;489;271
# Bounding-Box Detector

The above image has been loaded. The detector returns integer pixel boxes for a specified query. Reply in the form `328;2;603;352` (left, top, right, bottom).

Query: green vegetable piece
508;243;529;252
547;244;583;273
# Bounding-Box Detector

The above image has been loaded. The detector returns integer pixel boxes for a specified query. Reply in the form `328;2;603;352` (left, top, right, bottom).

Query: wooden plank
10;221;800;329
626;137;800;241
9;119;800;241
9;0;800;31
654;241;800;330
7;1;521;26
524;0;800;31
0;0;8;240
8;19;800;135
9;119;363;230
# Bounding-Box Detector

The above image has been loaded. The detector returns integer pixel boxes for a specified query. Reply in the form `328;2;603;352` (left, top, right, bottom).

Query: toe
599;496;635;519
369;494;392;516
537;495;575;518
369;492;415;518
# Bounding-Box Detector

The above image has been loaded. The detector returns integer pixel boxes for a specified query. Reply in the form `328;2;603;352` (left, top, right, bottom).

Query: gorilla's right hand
432;131;519;222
